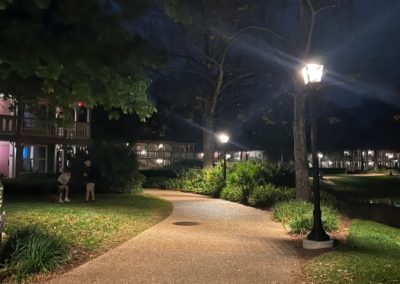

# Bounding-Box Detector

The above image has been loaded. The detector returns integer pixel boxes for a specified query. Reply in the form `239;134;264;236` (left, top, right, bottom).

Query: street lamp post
318;152;324;179
301;62;333;249
387;153;394;176
218;133;229;181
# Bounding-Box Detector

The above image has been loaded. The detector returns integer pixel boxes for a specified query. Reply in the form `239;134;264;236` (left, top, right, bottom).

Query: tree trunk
374;149;379;170
293;91;310;200
202;107;214;168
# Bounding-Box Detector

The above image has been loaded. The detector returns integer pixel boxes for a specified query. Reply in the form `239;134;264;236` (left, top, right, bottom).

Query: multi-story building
0;97;91;178
134;140;196;169
311;149;399;171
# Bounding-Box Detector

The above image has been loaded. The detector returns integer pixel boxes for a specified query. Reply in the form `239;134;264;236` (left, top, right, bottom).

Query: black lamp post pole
223;147;227;181
223;152;227;181
307;92;330;242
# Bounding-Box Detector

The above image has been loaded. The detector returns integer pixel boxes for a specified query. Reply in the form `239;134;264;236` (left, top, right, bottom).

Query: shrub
222;161;268;204
0;226;70;282
178;168;205;194
143;176;171;188
71;142;143;193
165;164;224;196
318;191;339;208
165;159;202;175
3;178;56;196
273;200;339;234
220;161;295;204
202;163;225;197
220;186;243;202
267;165;295;187
248;184;295;207
165;178;182;190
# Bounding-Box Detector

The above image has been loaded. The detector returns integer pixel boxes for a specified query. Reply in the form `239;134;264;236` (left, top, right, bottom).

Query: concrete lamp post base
302;238;334;250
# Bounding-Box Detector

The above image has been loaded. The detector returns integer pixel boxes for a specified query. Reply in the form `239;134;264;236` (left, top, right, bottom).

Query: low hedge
273;200;339;234
248;184;295;207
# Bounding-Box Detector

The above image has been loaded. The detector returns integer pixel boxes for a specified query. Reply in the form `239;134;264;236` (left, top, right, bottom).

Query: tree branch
315;5;337;17
219;73;253;94
304;0;315;58
223;26;300;55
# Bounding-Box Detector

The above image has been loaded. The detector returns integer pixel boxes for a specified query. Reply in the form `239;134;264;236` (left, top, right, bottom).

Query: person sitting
57;168;71;203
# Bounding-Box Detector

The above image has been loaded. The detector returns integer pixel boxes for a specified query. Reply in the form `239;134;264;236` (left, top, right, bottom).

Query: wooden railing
0;115;17;134
0;115;89;139
136;151;196;159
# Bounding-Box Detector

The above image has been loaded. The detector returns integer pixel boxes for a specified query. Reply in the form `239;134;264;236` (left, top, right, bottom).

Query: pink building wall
0;142;9;177
0;100;12;176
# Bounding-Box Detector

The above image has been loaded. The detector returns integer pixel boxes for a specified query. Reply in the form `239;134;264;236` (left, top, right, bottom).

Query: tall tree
155;0;274;168
159;0;351;199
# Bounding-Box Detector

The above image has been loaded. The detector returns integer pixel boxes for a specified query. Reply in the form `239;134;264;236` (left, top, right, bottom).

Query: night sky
93;0;400;156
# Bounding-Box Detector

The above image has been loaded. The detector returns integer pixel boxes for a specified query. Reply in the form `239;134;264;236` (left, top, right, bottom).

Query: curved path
47;190;303;284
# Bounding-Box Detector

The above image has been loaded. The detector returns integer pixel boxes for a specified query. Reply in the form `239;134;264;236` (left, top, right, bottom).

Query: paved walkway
46;190;303;284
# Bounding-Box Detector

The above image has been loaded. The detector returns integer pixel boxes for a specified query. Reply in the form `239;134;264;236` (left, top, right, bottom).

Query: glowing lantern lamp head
218;133;229;144
77;101;84;107
301;63;324;85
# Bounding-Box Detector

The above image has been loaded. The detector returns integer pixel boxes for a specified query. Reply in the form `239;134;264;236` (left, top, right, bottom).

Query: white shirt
58;173;71;185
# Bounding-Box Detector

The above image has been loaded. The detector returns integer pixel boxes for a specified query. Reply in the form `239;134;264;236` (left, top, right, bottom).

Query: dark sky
321;0;400;107
96;1;400;153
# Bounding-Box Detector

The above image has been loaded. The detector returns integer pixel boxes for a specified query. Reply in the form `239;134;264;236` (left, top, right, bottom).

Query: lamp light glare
218;133;230;144
302;63;324;85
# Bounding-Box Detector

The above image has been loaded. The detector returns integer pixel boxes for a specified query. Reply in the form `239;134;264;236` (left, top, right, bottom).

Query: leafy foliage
160;162;225;197
0;0;159;120
164;159;202;176
160;161;295;204
220;161;295;204
248;184;295;207
0;226;70;282
71;142;144;193
273;200;339;234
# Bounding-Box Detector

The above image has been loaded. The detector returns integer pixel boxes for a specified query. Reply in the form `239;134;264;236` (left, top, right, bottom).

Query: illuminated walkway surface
47;190;303;284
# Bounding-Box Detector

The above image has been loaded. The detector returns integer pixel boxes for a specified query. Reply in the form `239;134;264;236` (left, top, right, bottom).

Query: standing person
57;168;71;203
83;160;95;202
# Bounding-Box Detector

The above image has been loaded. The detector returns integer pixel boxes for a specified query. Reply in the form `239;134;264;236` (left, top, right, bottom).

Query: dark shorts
53;182;67;194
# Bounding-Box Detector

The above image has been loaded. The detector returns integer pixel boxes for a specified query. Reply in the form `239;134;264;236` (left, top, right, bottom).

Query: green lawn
305;220;400;284
321;175;400;199
3;194;172;252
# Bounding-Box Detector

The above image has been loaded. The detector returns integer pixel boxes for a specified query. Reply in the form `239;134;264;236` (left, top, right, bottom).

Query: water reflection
365;198;400;208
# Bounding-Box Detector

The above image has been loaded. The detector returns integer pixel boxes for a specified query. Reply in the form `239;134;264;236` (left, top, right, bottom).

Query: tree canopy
0;0;161;120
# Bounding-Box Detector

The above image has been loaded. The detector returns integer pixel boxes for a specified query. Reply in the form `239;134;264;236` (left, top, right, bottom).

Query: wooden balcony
0;115;90;141
136;151;196;160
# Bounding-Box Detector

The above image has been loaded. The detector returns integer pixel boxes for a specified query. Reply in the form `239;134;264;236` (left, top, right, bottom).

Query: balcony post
15;141;22;178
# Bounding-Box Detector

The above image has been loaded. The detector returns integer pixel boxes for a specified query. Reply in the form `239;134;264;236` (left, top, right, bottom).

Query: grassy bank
4;194;172;252
305;220;400;283
321;175;400;198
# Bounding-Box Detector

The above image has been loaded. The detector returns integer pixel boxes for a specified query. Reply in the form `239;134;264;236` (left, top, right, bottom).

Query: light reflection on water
364;198;400;208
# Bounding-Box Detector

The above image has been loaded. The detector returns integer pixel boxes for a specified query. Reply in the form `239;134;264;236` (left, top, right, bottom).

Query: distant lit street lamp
387;153;394;175
218;133;230;181
318;152;324;179
301;62;333;249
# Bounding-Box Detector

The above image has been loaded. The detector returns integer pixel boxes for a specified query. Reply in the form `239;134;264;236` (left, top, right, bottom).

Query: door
0;143;9;177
